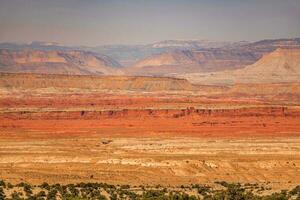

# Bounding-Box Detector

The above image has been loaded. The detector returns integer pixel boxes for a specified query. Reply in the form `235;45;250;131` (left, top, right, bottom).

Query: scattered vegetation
0;179;299;200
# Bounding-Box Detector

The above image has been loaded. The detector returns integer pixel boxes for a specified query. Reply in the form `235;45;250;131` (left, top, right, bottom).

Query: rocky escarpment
1;107;299;120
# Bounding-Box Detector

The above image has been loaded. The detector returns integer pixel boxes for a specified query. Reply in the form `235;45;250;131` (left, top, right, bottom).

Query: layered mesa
1;103;300;138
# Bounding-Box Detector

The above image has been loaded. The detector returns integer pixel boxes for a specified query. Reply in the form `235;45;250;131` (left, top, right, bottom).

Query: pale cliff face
179;48;300;85
240;48;300;75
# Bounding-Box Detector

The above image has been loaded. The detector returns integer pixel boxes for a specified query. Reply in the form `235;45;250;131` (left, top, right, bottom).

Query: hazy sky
0;0;300;46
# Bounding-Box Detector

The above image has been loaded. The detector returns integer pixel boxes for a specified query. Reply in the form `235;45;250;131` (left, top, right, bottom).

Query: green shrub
40;183;50;191
0;180;5;188
290;186;300;196
120;185;130;190
11;191;22;200
142;190;168;200
0;187;6;200
47;189;58;200
24;184;33;197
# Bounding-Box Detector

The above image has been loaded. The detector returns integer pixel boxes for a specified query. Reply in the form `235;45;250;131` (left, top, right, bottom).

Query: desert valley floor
0;74;300;192
1;0;300;197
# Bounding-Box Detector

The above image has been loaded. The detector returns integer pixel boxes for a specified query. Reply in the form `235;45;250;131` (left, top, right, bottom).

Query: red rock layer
1;107;299;120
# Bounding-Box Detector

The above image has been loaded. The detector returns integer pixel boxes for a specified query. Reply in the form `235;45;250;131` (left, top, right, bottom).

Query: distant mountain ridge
125;38;300;76
3;38;299;66
0;49;123;75
0;37;299;77
126;49;258;75
150;40;247;49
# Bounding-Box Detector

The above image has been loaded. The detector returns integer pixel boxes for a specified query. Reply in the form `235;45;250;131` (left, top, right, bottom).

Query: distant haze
0;0;300;46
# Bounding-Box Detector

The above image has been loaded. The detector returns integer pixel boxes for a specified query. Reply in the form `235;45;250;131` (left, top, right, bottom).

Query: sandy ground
0;131;300;190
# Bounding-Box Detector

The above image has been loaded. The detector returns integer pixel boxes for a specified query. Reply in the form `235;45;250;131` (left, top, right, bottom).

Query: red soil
0;92;299;138
1;106;300;138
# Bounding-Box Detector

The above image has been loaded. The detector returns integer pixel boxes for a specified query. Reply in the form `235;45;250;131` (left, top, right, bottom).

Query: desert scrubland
0;40;300;199
0;73;300;192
